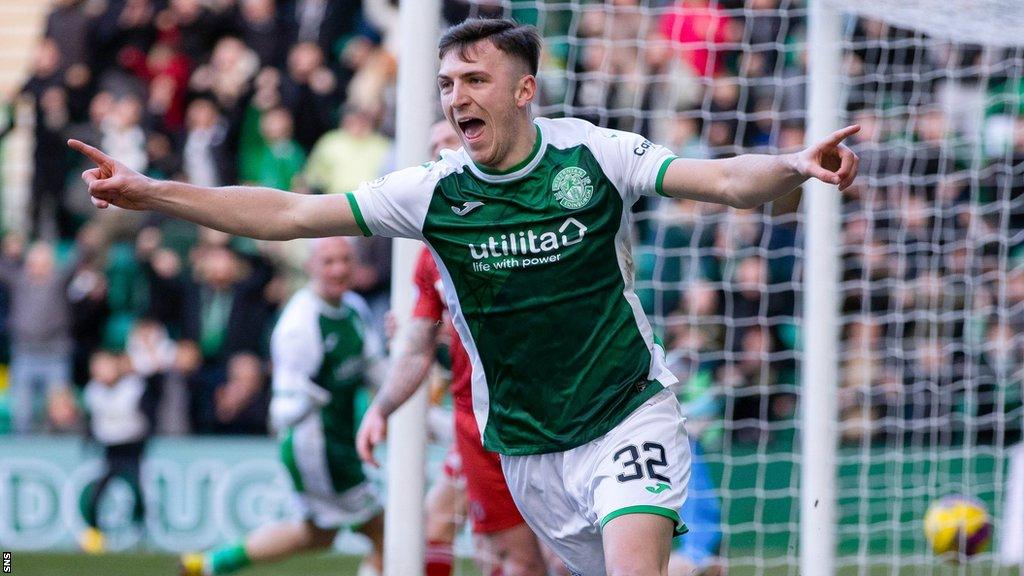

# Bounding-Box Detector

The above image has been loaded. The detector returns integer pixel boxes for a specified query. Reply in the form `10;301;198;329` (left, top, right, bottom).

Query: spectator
156;0;231;69
740;0;786;80
573;0;659;131
175;242;274;431
67;223;111;387
304;104;391;195
239;107;306;191
189;36;259;121
182;243;273;369
79;349;155;554
125;317;190;435
278;42;341;152
233;0;286;68
280;0;363;65
21;39;74;239
88;0;157;89
718;324;790;441
838;316;900;443
44;0;94;120
101;95;148;174
342;36;397;121
183;98;230;187
189;36;261;182
44;0;92;71
146;131;184;180
0;237;76;434
120;37;191;133
193;352;270;435
659;0;737;80
135;227;189;338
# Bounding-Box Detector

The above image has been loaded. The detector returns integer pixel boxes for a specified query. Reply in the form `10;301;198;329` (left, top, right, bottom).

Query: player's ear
514;74;537;109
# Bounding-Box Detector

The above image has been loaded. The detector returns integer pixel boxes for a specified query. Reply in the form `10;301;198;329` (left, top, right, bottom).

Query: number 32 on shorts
613;442;671;490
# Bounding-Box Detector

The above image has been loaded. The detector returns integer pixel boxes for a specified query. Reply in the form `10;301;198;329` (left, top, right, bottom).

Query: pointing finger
826;125;860;147
68;139;113;167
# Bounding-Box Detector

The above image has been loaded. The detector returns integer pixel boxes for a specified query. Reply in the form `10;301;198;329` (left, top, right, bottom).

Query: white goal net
438;0;1024;574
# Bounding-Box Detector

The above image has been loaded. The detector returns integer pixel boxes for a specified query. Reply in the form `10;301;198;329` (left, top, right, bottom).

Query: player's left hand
356;403;388;468
793;124;860;191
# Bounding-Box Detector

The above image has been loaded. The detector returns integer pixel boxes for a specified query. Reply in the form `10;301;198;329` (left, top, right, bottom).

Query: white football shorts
292;479;382;530
501;388;691;575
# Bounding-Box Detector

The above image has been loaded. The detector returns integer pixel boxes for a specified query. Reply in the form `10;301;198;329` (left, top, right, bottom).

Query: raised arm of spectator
355;317;441;467
660;125;860;209
68;139;365;240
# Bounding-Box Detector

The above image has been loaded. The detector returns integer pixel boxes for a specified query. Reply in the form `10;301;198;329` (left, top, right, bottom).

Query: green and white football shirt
347;117;679;455
272;288;383;494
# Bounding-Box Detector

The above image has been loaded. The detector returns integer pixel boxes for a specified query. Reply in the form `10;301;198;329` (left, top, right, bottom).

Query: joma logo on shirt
468;218;588;261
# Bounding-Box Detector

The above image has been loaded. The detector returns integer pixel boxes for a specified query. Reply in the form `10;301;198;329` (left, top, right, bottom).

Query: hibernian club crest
552;166;594;210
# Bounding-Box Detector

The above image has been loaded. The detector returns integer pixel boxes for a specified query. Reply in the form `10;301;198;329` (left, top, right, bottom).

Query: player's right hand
356;403;388;467
68;139;153;210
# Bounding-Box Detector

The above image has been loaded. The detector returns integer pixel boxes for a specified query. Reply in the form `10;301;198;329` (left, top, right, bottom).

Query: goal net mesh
439;0;1024;573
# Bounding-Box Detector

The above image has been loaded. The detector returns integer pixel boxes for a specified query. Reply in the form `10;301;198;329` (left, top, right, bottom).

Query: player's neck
313;286;342;307
485;117;538;173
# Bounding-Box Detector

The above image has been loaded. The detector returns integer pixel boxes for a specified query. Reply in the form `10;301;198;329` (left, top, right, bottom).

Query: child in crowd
79;348;158;553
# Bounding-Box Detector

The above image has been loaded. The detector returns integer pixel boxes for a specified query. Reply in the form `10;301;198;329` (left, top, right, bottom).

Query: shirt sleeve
412;248;445;322
269;298;326;430
345;163;439;240
271;307;323;380
588;126;678;204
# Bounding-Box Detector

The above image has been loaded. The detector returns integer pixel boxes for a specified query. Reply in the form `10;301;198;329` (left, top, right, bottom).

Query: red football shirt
412;247;472;414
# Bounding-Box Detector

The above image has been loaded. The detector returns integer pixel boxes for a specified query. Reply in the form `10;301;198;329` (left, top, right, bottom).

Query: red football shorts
454;407;525;534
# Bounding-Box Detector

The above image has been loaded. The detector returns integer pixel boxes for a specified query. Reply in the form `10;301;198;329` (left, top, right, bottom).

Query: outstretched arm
660;125;860;209
68;139;364;240
355;317;441;467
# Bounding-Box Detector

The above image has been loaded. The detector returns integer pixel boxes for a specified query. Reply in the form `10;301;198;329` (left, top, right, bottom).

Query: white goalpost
385;1;441;575
800;2;842;575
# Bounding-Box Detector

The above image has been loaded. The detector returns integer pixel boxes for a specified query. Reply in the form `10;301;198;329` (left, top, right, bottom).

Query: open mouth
457;117;486;141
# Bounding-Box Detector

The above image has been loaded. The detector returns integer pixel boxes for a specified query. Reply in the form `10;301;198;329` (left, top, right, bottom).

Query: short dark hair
438;18;541;77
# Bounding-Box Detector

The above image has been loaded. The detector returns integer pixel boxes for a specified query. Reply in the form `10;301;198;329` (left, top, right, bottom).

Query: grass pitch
9;552;1020;576
9;552;482;576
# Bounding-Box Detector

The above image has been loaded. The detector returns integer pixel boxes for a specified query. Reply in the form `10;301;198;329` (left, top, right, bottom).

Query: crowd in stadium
0;0;1020;448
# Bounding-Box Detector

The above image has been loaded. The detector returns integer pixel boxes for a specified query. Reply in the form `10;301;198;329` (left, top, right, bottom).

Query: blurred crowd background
0;0;1021;450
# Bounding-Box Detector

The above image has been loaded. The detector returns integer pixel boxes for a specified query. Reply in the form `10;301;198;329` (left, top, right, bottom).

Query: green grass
8;553;1020;576
8;552;485;576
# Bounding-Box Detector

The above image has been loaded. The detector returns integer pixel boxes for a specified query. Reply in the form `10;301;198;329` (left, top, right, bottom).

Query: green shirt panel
424;144;662;454
315;306;368;492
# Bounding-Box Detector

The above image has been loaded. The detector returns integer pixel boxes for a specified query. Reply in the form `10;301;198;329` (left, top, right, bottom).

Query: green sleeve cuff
655;156;678;197
600;505;689;537
345;192;372;237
